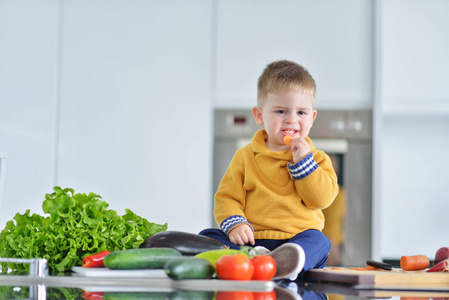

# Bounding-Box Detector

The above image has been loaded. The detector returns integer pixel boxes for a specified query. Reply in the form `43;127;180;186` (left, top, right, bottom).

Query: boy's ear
309;110;318;127
252;106;264;125
312;110;317;122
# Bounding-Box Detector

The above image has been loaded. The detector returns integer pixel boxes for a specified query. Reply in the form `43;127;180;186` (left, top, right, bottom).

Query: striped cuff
220;215;253;235
288;152;318;180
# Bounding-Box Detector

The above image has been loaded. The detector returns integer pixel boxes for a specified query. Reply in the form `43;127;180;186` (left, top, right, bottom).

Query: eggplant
139;231;226;255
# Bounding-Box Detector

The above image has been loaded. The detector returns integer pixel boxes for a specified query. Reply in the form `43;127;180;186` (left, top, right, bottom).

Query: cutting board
304;268;449;288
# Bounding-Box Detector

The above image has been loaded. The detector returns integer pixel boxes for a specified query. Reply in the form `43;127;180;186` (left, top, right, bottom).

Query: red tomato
216;291;254;300
251;255;277;280
216;254;254;280
253;291;276;300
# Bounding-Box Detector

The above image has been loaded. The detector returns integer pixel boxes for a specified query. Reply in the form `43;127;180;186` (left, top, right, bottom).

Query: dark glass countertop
1;273;448;300
1;258;448;300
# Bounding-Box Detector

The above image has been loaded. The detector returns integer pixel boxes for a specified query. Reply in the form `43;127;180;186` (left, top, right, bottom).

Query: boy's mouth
282;129;298;136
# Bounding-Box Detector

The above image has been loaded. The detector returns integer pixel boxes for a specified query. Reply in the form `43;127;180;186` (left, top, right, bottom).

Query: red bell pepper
82;290;104;300
426;258;449;272
82;250;111;268
81;290;104;300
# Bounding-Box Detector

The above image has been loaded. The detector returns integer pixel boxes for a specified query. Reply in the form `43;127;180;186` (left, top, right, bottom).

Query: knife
366;259;393;271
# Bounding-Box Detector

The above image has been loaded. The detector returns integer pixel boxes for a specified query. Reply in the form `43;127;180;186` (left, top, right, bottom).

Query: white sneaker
269;243;305;280
249;245;271;256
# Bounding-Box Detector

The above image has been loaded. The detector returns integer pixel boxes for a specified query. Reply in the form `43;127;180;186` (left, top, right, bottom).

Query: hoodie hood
251;129;315;158
250;129;316;187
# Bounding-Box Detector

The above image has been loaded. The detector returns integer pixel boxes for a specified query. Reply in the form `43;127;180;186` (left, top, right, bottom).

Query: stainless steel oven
213;109;372;266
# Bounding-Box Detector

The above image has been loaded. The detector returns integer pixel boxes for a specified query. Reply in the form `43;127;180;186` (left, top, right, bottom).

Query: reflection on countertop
1;274;449;300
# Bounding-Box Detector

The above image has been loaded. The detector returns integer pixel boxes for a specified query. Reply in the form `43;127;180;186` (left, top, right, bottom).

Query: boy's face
252;89;317;152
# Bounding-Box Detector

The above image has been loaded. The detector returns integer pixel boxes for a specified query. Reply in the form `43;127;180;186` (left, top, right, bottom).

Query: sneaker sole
269;243;305;280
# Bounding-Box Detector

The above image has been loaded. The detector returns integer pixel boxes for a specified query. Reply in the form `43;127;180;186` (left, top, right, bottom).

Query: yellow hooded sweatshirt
214;129;339;240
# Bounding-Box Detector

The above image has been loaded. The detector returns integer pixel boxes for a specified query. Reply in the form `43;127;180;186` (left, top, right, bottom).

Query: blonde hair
257;60;316;106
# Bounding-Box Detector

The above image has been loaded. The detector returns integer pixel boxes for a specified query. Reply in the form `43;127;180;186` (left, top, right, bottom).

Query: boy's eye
276;110;286;114
297;111;306;115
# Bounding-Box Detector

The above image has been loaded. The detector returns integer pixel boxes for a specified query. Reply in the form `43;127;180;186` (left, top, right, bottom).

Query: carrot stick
400;255;430;271
283;135;293;146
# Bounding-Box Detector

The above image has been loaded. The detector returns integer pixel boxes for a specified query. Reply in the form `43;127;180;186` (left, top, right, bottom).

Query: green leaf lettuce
0;186;167;273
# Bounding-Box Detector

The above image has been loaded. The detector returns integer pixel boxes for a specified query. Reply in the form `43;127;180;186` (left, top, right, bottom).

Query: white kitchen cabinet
378;0;449;116
56;0;214;234
0;153;6;216
372;0;449;262
378;117;449;259
214;0;373;110
0;1;60;227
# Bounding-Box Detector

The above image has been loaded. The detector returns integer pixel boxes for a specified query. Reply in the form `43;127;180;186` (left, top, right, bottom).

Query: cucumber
104;247;181;270
164;257;215;280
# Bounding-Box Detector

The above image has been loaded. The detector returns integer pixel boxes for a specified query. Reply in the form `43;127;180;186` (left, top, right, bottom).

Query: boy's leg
288;229;331;272
198;228;240;249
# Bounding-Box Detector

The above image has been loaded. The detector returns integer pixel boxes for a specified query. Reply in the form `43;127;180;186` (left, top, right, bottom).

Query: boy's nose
285;112;297;122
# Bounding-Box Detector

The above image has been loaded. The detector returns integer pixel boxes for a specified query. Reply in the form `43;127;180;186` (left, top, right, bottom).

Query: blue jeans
199;228;330;274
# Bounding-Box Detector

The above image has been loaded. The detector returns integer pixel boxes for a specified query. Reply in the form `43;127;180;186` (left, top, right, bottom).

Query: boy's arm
288;151;339;209
214;150;254;236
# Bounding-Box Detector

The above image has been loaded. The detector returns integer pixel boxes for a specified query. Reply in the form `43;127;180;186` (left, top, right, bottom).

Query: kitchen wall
0;0;214;234
0;1;60;226
1;0;448;262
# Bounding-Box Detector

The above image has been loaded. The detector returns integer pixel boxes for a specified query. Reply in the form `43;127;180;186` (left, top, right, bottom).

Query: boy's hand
228;224;255;246
291;137;311;163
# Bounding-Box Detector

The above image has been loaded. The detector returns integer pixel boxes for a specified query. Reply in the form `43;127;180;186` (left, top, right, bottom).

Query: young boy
200;60;339;280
